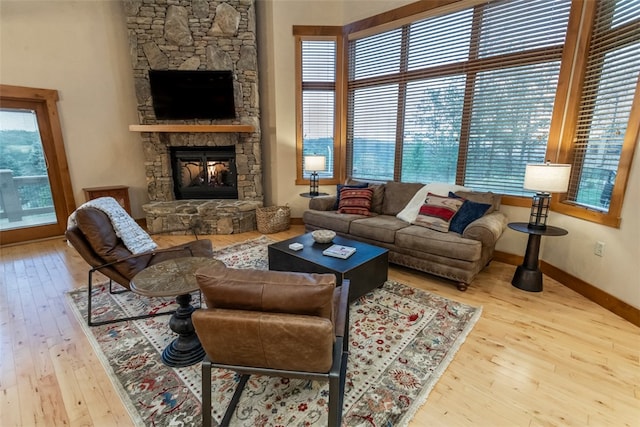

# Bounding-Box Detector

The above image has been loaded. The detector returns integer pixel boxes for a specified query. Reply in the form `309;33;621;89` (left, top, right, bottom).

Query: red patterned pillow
413;193;464;232
337;187;373;215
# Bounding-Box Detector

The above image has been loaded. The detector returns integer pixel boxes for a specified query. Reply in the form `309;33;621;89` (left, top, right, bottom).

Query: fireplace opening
170;146;238;200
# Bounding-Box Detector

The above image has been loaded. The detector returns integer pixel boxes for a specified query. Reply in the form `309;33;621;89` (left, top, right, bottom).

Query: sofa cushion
448;192;492;234
395;225;482;262
350;215;410;244
308;195;337;211
454;190;501;213
337;187;373;215
413;193;464;232
368;183;385;214
303;209;367;234
381;181;424;216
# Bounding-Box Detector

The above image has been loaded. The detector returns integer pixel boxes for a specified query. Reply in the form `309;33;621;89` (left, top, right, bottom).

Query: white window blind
347;0;571;193
349;84;399;181
301;40;336;179
567;0;640;211
402;76;465;183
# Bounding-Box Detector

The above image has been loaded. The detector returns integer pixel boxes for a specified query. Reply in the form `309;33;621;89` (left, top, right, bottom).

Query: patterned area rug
66;236;481;426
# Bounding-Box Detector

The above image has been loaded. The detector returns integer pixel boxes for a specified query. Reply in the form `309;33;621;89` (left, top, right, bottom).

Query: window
0;85;76;244
554;0;640;227
347;0;571;193
295;31;343;185
294;0;638;226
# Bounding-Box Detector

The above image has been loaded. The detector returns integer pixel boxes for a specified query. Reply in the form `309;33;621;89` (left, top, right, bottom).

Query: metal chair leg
221;374;250;427
202;358;212;427
86;269;176;327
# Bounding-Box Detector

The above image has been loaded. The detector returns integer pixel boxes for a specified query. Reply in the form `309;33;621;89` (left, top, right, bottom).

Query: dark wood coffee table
268;233;389;301
130;256;224;368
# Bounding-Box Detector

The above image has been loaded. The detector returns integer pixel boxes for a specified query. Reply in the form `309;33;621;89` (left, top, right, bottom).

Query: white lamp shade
524;163;571;193
304;155;326;172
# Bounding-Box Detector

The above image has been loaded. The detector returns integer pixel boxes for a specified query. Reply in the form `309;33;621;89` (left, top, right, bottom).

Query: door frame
0;84;76;245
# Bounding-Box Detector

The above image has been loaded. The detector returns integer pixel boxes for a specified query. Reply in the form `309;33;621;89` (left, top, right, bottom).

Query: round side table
130;256;223;367
508;222;568;292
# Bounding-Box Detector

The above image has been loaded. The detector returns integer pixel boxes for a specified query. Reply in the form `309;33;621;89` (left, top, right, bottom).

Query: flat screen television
149;70;235;120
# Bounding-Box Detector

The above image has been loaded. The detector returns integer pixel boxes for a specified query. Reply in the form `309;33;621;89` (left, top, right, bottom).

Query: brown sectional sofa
303;181;508;291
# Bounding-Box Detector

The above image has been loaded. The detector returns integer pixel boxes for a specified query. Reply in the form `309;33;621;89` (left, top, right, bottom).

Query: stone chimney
123;0;262;204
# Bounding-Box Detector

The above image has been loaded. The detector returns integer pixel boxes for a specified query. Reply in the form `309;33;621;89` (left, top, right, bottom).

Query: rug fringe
63;291;146;427
397;305;483;427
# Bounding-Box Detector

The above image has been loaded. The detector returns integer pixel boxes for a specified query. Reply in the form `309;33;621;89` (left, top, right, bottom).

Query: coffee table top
269;233;388;274
130;257;224;297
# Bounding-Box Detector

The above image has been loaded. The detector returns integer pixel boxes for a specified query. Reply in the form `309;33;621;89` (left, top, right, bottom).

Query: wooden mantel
129;124;255;133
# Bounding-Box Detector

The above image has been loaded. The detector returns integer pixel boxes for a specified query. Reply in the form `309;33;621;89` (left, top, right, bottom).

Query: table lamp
304;155;326;196
523;162;571;229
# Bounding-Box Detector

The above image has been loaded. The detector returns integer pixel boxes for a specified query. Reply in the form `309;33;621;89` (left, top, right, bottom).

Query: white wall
0;0;147;217
2;0;637;309
496;145;639;307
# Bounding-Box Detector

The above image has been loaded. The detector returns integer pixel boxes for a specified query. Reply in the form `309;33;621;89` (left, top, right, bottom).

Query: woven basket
256;205;291;234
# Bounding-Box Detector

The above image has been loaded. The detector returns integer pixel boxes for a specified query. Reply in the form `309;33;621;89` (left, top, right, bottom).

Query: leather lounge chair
192;264;350;427
66;205;213;326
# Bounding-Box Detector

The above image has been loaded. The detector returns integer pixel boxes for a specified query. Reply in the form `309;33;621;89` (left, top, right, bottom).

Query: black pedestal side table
508;222;568;292
130;257;224;367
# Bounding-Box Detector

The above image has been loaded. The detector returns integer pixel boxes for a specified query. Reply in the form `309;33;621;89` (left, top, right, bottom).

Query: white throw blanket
67;196;158;254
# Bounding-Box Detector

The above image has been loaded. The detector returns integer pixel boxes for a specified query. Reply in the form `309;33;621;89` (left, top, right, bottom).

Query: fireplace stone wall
124;0;262;203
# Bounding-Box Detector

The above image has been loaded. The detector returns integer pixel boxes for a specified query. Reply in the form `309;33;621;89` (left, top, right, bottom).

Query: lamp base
309;172;319;197
528;192;551;229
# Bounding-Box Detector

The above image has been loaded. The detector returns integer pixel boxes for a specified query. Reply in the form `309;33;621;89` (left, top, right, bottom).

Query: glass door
0;85;76;245
0;108;57;230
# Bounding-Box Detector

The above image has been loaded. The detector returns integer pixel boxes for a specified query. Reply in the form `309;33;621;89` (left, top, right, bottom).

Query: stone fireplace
124;0;263;234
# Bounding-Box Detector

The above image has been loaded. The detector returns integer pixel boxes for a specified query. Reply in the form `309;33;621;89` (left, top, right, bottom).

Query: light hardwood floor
1;225;638;426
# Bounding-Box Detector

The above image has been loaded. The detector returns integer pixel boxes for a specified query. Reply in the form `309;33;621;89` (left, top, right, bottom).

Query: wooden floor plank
0;225;638;426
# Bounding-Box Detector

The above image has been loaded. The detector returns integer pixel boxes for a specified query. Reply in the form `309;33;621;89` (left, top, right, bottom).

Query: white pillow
396;182;470;223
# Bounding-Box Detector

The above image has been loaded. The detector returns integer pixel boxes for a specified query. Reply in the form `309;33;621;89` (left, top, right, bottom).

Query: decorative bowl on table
311;229;336;244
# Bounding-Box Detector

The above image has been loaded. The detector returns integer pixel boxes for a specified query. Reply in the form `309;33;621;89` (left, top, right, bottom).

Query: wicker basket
256;205;291;234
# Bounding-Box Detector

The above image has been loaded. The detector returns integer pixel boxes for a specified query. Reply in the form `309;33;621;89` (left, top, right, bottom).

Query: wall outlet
594;241;605;257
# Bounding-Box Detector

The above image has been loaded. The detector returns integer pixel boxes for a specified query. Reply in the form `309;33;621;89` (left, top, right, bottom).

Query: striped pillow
413;193;464;232
337;187;373;215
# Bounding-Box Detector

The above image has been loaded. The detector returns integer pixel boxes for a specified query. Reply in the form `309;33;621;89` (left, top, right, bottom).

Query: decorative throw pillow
448;192;492;234
413;193;464;232
396;182;470;223
345;178;386;214
333;182;368;210
337;187;373;215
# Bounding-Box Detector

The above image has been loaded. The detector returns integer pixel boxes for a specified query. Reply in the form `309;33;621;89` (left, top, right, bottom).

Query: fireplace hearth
170;146;237;200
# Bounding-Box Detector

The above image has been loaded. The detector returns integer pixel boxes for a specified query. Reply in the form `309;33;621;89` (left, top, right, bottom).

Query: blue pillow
333;183;368;210
448;192;491;234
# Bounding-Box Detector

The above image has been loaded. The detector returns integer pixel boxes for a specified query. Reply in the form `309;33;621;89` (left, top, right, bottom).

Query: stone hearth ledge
143;200;262;235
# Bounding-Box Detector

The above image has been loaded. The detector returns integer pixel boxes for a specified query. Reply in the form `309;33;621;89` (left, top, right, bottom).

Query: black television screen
149;70;235;120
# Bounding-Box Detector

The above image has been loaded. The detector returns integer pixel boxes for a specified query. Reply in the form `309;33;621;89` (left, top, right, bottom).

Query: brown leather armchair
193;264;350;427
66;206;213;326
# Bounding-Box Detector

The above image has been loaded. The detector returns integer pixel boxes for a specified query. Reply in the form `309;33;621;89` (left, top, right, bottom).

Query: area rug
66;236;481;426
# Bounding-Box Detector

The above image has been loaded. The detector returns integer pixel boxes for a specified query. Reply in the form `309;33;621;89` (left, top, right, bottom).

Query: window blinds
567;0;640;211
347;0;571;193
301;40;337;178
